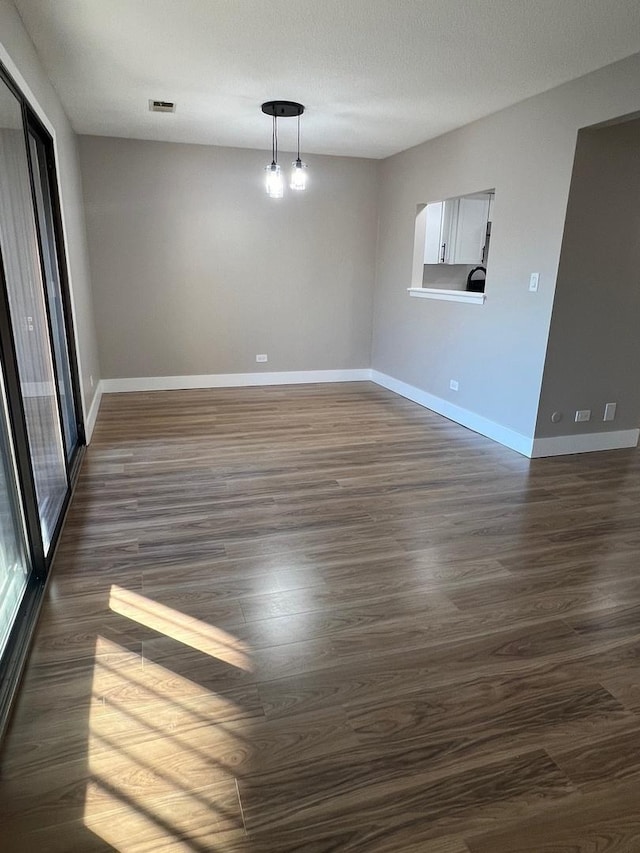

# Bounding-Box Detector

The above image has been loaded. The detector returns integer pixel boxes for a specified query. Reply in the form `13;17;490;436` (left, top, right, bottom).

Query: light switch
529;273;540;292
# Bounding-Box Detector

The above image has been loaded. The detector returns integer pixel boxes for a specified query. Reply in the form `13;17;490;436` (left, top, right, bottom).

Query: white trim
92;368;640;459
408;287;485;305
371;370;534;457
84;382;103;443
370;370;640;458
101;369;373;394
531;429;639;458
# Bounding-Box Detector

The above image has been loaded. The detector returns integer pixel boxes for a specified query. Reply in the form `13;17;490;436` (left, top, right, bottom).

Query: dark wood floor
2;382;640;851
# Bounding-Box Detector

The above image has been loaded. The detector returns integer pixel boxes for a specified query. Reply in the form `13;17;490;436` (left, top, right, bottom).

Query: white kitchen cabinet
423;193;491;265
453;195;491;263
423;200;454;263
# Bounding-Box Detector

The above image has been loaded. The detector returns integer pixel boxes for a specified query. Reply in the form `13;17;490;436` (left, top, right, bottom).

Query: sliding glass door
28;129;79;462
0;368;30;657
0;76;68;551
0;62;84;727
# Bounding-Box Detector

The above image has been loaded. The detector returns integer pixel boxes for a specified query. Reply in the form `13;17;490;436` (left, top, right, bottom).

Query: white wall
78;136;378;381
372;53;640;447
0;0;100;428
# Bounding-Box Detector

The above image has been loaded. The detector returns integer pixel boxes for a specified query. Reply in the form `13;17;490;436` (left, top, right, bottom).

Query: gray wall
536;118;640;436
5;0;640;452
0;0;100;418
78;136;378;379
372;53;640;441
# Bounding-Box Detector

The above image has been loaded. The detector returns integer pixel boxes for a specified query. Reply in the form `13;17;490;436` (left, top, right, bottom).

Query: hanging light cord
272;112;278;166
296;113;301;162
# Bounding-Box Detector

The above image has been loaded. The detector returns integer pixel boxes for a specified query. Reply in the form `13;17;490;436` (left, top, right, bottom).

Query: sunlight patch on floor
85;635;248;850
84;774;244;852
109;584;253;671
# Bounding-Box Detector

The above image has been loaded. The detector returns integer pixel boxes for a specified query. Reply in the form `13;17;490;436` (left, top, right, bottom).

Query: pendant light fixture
290;110;307;191
264;109;283;199
261;101;306;198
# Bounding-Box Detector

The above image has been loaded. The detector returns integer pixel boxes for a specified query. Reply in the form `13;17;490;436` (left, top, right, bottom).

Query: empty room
2;1;640;850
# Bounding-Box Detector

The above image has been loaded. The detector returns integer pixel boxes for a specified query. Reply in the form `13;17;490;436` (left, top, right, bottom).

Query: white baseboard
101;369;373;394
84;382;103;443
371;370;640;458
95;368;640;460
370;370;535;457
531;429;639;458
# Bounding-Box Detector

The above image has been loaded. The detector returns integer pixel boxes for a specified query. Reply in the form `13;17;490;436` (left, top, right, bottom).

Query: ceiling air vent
149;99;176;113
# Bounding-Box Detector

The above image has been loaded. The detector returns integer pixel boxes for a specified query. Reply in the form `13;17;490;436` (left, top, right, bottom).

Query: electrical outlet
256;354;268;363
604;402;617;422
529;273;540;292
575;409;591;423
449;379;459;391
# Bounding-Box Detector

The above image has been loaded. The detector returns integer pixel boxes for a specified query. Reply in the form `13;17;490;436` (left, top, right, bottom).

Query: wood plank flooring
2;381;640;851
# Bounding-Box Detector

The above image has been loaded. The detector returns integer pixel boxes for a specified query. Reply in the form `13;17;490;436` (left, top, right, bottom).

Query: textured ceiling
12;0;640;159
